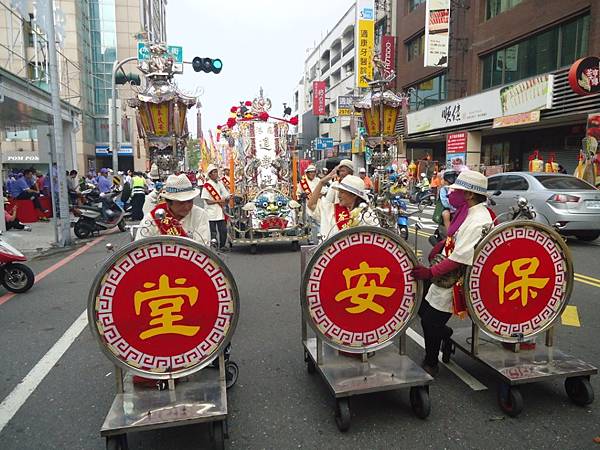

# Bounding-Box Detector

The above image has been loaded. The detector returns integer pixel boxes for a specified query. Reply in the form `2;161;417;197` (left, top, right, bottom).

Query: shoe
441;337;455;363
421;361;439;377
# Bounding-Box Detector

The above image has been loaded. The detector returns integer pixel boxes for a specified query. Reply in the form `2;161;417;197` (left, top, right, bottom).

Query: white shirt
136;205;211;245
426;203;493;313
296;176;320;196
201;179;230;221
142;190;161;215
308;196;378;241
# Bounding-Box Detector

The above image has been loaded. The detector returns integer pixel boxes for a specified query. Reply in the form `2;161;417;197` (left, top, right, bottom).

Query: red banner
313;81;326;116
446;132;467;154
380;35;396;81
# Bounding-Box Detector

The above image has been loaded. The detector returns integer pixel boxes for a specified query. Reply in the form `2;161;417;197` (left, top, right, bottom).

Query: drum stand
451;322;597;417
300;245;433;432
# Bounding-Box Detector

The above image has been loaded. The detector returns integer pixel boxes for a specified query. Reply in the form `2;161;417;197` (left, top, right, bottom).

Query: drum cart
300;228;433;432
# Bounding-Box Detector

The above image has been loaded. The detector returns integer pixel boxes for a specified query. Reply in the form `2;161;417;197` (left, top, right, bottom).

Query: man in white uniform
136;173;210;244
324;159;354;205
296;164;320;244
412;170;493;376
201;164;230;249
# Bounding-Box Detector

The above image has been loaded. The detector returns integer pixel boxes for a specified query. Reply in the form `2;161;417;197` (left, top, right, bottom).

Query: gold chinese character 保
492;257;549;307
134;274;200;340
334;261;397;314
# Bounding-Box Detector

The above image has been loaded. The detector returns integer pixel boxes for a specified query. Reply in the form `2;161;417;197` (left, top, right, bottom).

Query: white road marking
406;327;488;391
0;310;88;433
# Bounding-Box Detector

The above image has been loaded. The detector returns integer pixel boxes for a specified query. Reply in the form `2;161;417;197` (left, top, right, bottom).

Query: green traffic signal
192;57;222;74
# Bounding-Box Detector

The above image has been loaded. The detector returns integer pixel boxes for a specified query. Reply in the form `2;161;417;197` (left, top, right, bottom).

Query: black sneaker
441;336;455;364
421;361;439;377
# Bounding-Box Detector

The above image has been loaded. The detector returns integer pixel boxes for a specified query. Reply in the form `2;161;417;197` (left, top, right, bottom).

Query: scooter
390;196;410;240
0;231;35;293
73;188;128;239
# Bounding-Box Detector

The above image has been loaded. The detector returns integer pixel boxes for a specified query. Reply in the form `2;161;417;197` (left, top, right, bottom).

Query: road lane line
573;276;600;289
0;309;88;433
574;273;600;284
0;236;104;306
406;327;488;391
561;305;581;327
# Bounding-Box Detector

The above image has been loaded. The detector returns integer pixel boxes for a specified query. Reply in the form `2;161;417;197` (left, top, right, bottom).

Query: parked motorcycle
0;231;35;293
73;188;128;239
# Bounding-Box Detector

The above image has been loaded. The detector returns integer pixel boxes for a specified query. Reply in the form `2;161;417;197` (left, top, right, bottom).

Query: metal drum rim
300;225;422;353
464;220;574;343
87;236;240;379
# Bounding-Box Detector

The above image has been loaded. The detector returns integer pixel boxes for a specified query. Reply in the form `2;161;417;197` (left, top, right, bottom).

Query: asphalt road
0;218;599;449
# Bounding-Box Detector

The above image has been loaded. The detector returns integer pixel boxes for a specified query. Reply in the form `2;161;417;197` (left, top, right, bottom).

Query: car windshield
534;175;597;190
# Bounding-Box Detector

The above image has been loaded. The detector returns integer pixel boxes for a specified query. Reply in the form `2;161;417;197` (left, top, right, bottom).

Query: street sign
337;95;361;117
137;43;184;73
315;137;334;150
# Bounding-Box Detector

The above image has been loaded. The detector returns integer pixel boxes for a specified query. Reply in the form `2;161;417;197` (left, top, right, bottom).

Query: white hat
359;167;366;173
305;164;316;173
339;159;354;172
207;164;218;175
449;170;489;196
162;173;199;201
333;175;368;202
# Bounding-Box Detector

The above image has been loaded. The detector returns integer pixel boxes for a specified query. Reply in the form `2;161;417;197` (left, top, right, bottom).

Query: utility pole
110;56;137;172
46;0;71;246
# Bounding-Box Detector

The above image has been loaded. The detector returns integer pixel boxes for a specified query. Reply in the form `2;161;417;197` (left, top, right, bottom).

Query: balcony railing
343;41;354;55
321;62;330;73
331;52;341;66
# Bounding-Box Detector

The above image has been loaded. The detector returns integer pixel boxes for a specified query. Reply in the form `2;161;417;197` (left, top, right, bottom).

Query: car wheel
575;231;600;242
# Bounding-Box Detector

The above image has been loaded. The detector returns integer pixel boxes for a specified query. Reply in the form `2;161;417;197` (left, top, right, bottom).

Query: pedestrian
142;180;164;216
129;171;148;221
358;167;373;190
3;197;27;231
12;169;49;220
201;164;230;249
67;170;79;205
97;168;112;193
325;159;354;204
136;173;210;244
307;165;378;240
296;164;320;244
411;170;493;377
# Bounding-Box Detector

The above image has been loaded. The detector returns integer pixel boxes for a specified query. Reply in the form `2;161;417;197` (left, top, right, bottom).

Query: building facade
397;0;600;174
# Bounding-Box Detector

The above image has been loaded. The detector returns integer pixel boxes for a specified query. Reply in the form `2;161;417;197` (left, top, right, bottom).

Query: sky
166;0;355;138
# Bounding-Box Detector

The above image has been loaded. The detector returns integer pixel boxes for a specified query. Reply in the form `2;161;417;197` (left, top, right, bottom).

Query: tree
186;138;200;170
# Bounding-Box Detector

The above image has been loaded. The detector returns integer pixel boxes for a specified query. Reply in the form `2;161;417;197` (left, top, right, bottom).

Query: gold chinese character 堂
134;274;200;340
492;257;549;307
334;261;397;314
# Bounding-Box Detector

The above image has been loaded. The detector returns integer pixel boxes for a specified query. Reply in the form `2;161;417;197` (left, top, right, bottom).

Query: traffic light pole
111;56;138;172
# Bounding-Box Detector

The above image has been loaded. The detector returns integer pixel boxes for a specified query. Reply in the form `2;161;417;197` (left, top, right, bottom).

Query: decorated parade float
219;90;309;253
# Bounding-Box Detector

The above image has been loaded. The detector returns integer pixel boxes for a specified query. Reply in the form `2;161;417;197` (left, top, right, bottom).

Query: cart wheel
497;384;523;417
212;420;225;450
335;398;351;432
410;386;431;419
249;244;257;254
306;356;316;374
291;241;300;251
565;376;594;406
303;348;310;363
106;434;128;450
226;361;239;389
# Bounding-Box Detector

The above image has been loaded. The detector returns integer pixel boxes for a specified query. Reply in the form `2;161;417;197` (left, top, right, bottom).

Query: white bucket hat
162;173;199;201
449;170;489;196
333;175;369;202
305;164;316;173
339;159;354;173
206;164;218;175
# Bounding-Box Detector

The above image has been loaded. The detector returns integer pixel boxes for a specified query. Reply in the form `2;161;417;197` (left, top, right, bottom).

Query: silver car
488;172;600;241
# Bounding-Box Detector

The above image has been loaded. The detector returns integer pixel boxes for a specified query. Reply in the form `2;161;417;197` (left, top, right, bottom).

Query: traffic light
320;117;337;124
115;72;141;86
192;57;223;74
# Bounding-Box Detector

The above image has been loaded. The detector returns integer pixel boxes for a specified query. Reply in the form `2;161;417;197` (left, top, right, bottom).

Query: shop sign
301;227;420;352
95;144;133;156
568;57;600;96
312;81;326;116
465;223;571;342
586;113;600;143
380;35;396;79
88;238;238;378
446;132;467;169
1;149;47;164
492;110;541;128
355;0;375;88
406;74;553;134
424;0;450;68
337;95;361;117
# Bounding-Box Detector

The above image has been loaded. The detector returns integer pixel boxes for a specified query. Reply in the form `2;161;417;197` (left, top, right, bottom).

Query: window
409;0;425;12
534;175;596;190
501;175;529;191
407;34;424;62
482;15;589;89
482;141;510;166
408;73;447;110
486;0;522;20
487;177;503;191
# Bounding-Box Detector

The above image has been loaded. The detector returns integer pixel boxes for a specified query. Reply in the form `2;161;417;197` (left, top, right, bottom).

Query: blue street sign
315;137;334;150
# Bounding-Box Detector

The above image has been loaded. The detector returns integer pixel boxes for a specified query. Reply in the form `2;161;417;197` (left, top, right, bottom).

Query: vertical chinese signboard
380;35;396;82
313;81;326;116
424;0;450;68
356;0;375;88
446;132;467;170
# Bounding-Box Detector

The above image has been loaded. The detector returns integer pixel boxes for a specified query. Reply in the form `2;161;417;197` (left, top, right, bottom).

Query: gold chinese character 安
334;262;397;314
492;257;549;307
134;274;200;340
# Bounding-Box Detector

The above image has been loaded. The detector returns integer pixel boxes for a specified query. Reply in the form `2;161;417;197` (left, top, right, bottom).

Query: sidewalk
2;220;71;258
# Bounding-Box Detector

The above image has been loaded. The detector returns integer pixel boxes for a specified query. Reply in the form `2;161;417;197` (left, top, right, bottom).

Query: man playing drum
411;170;493;376
136;173;210;245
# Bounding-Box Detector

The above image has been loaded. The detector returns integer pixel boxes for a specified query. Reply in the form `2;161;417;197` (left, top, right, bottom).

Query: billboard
380;35;396;80
424;0;450;68
313;81;326;116
338;95;361;116
356;0;375;88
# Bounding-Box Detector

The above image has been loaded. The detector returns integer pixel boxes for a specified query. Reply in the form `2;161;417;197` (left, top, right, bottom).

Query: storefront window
486;0;522;20
482;14;589;89
409;0;425;12
482;141;510;168
407;34;424;62
408;73;447;110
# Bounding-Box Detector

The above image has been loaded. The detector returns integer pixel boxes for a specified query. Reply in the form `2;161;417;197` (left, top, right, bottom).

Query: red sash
150;202;187;237
221;176;231;191
204;182;229;222
444;237;467;318
334;204;351;230
299;176;312;195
